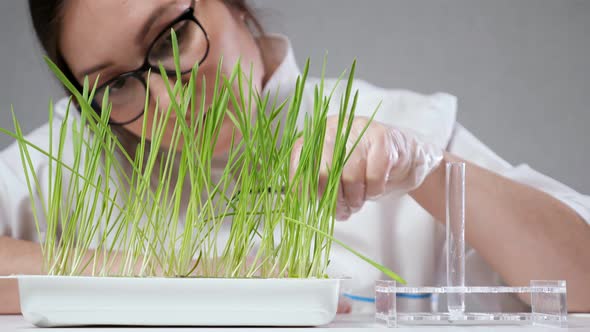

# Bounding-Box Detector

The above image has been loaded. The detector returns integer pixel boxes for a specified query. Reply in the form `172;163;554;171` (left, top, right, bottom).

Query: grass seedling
0;30;405;284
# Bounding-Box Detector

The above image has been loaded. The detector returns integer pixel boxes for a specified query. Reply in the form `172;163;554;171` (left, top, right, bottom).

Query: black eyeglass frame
90;7;210;126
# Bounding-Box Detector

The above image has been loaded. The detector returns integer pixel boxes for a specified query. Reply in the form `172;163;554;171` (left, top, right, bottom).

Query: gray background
1;0;589;192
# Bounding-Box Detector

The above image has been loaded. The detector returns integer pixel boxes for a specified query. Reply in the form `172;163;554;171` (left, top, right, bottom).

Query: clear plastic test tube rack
375;162;567;328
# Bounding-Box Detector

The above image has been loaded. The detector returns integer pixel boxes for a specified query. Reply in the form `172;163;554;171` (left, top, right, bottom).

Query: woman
1;0;589;314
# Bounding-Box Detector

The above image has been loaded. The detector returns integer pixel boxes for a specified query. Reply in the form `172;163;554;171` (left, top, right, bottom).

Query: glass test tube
446;162;465;315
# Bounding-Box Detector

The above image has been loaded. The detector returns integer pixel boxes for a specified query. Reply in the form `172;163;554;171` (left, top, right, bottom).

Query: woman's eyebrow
136;2;180;45
79;2;187;79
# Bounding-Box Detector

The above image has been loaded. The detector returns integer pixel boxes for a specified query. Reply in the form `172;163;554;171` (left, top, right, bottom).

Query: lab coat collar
258;34;302;109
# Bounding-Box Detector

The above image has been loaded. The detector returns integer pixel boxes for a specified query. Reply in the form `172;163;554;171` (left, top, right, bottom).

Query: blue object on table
343;292;432;303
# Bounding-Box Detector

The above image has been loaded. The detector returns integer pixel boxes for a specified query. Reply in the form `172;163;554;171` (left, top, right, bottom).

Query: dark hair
28;0;263;90
28;0;75;88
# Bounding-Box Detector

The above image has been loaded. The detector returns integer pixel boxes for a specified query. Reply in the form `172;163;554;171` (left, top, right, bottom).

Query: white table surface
2;313;590;331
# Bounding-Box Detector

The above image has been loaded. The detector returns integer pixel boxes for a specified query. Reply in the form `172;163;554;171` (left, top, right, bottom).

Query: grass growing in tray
0;31;404;283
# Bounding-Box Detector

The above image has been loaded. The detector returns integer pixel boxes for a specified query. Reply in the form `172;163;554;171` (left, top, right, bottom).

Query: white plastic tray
12;275;340;327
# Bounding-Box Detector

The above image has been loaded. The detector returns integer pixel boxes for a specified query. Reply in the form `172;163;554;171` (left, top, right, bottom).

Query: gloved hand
291;116;443;221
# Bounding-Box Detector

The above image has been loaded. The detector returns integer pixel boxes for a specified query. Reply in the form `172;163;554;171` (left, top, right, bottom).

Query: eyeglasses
92;7;210;125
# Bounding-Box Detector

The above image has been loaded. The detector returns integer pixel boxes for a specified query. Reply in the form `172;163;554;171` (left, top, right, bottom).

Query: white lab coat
1;35;588;313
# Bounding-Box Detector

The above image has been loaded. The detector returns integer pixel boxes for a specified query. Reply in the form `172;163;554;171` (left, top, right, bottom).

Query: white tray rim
13;274;343;327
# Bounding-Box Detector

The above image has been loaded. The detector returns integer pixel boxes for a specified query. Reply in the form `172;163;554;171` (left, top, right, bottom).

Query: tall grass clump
0;31;404;283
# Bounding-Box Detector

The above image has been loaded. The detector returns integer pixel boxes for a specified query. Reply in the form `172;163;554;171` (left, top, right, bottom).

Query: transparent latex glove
291;116;444;221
